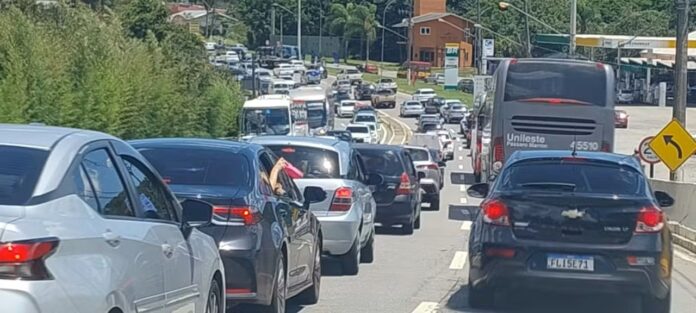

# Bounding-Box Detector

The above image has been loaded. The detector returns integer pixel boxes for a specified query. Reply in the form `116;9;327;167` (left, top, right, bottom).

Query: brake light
485;247;516;259
493;137;504;162
213;206;261;225
397;172;411;195
330;187;353;211
635;206;664;233
417;163;439;170
510;58;518;65
481;199;510;226
0;238;59;280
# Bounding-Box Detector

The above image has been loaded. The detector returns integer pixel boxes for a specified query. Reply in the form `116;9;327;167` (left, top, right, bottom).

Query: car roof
129;138;261;154
0;123;114;150
249;135;349;152
445;99;462;103
417;88;435;92
353;143;403;152
507;150;642;171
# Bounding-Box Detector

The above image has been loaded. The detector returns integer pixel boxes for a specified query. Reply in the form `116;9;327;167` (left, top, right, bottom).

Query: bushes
0;2;243;139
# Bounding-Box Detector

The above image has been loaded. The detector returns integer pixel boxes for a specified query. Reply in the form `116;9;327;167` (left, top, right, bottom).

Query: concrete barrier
649;179;696;229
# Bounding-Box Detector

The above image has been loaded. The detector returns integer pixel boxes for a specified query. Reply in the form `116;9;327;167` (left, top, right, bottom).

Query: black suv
355;144;422;234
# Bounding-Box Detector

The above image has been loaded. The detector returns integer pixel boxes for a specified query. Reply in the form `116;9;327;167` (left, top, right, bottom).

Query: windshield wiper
519;182;576;192
518;98;592;105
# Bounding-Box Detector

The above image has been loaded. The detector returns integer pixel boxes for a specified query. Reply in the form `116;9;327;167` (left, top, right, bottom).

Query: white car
352;112;380;133
427;129;455;160
338;100;357;117
0;124;225;313
205;42;217;51
274;63;294;77
290;59;307;72
337;68;363;84
225;50;240;63
413;88;437;103
377;78;398;92
347;123;377;144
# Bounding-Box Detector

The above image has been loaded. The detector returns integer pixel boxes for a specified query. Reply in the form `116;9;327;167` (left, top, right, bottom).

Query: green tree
119;0;170;41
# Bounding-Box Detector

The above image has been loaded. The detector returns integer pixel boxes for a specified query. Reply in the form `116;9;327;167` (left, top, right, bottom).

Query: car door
353;153;374;242
118;155;198;313
277;170;314;286
78;146;167;313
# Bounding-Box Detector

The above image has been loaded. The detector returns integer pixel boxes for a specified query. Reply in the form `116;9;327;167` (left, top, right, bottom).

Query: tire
402;217;415;235
465;139;471;149
341;238;360;275
256;254;286;313
296;240;321;305
642;291;670;313
414;213;421;229
468;285;495;309
205;278;222;313
360;232;375;263
430;196;440;211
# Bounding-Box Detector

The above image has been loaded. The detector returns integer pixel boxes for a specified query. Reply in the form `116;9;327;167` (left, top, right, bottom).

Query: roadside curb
668;222;696;254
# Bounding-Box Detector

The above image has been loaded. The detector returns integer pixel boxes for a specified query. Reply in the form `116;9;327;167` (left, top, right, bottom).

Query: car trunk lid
294;179;355;217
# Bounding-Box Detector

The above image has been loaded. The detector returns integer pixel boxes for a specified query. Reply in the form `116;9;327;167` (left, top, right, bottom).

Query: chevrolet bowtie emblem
561;209;585;219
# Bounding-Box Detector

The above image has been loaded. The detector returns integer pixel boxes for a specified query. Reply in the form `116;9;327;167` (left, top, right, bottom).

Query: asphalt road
275;80;696;313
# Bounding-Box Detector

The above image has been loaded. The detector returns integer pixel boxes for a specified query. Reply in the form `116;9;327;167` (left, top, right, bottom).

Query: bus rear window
503;62;608;106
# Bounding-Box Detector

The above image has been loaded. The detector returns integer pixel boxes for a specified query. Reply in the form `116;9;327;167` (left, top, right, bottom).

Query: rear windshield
419;90;435;95
342;102;355;107
380;79;393;83
0;146;48;205
267;146;340;179
405;102;421;107
138;148;252;189
348;126;368;133
355;115;376;122
346;69;360;74
407;148;430;161
504;62;608;106
423;124;439;131
358;149;403;176
498;160;644;196
451;105;464;110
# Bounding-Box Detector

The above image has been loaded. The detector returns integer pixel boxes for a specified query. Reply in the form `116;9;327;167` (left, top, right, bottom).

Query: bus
239;94;308;139
290;86;332;131
471;58;615;182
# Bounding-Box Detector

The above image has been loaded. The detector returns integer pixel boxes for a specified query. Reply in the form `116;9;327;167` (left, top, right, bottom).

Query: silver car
400;100;425;117
405;145;443;208
250;136;378;275
0;124;225;313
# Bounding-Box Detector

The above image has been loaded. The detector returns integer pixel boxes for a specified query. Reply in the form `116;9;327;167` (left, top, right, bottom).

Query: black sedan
465;150;674;313
132;138;327;312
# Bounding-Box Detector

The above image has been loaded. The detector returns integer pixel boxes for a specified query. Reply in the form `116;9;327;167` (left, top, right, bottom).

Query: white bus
290;86;332;130
240;95;308;138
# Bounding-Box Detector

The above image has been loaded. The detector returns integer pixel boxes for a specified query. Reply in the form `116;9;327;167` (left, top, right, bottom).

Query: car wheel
642;291;670;313
205;278;222;313
402;217;415;235
341;238;360;275
468;284;495;309
359;232;374;263
430;196;440;211
257;254;286;313
414;212;421;229
296;240;321;304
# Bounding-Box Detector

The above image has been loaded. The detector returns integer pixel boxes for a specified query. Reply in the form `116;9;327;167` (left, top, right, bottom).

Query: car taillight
485;247;516;259
213;206;261;225
330;187;353;211
417;163;439;170
0;238;59;280
635;206;664;233
397;172;411;195
481;199;510;226
493;137;504;162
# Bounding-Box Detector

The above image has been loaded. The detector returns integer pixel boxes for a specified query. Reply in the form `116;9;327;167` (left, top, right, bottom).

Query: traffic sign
638;136;660;164
648;119;696;172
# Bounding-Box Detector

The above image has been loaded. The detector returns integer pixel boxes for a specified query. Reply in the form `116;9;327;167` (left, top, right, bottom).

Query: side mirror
303;186;327;204
654;191;675;208
366;173;384;186
417;171;426;179
467;183;490;199
180;199;214;238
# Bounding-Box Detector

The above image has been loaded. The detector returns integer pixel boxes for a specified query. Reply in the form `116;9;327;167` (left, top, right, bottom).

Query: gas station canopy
535;33;696;49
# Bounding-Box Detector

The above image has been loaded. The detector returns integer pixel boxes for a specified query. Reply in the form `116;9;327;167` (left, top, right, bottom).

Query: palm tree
329;3;378;63
354;4;378;64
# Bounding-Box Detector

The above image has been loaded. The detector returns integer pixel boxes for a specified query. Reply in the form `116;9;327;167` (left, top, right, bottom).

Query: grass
327;67;474;106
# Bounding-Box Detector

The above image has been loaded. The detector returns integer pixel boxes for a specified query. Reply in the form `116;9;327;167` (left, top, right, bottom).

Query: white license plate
547;254;594;272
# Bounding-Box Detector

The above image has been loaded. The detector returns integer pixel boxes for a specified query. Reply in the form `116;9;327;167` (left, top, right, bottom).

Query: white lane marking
449;251;469;269
459;185;466;192
458;164;463;170
675;248;696;264
411;302;439;313
461;221;472;230
458;146;463;151
460;197;468;204
458;156;463;160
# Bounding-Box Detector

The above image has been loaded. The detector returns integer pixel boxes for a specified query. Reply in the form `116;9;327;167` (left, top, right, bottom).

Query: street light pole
477;0;483;73
524;0;531;57
381;0;397;78
672;0;690;181
297;0;302;60
570;0;577;55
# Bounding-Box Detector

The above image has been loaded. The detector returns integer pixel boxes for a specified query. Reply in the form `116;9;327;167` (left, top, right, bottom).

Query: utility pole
477;0;483;73
406;7;413;85
319;8;323;59
297;0;302;60
524;0;531;57
381;0;397;78
271;7;276;38
672;0;689;181
569;0;577;55
280;14;284;47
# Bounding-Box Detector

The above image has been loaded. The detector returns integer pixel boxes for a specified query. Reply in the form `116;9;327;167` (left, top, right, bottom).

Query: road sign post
648;119;696;176
638;136;660;178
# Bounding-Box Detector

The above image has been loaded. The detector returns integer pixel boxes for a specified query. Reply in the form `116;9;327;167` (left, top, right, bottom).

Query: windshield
504;62;608;106
407;148;430;161
139;148;252;190
348;126;368;133
267;145;340;179
405;102;422;107
243;108;290;135
451;105;464;110
357;149;403;176
498;160;644;195
0;146;48;205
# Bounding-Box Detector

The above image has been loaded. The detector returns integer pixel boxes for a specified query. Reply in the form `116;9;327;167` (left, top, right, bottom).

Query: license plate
547;254;594;272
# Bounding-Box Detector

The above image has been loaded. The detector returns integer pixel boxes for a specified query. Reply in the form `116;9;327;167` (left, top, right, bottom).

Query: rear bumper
403;109;425;116
419;179;439;195
0;282;78;313
317;214;361;256
469;257;670;298
375;195;414;225
219;248;266;304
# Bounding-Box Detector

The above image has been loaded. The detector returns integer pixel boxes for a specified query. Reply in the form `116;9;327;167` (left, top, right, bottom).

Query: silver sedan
400;100;425;117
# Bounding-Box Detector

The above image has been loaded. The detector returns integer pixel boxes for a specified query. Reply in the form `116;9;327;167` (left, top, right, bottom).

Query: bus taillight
493;137;504;172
